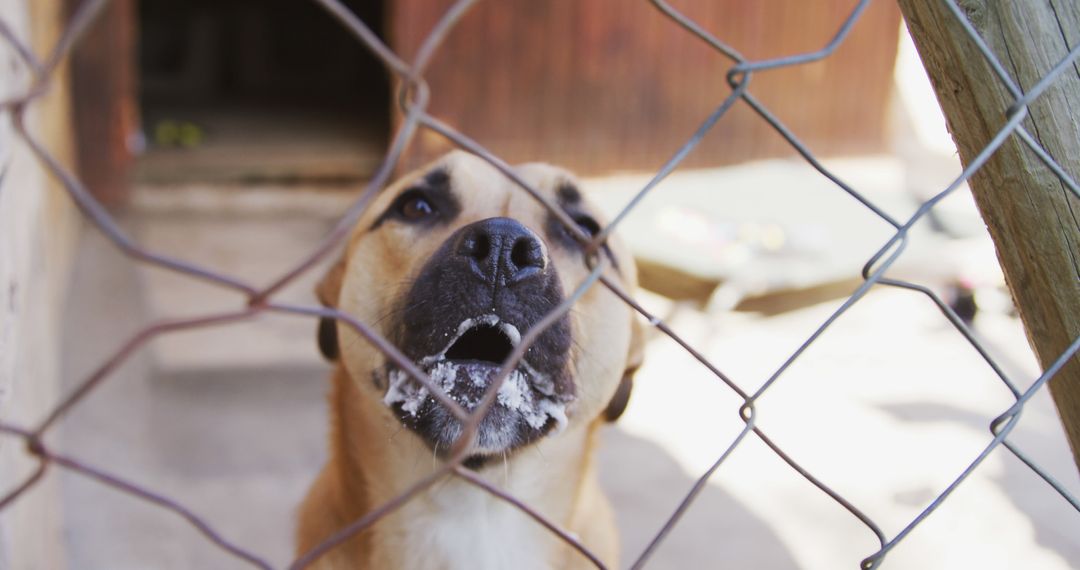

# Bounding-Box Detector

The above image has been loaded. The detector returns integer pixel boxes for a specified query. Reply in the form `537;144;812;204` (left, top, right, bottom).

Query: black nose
456;217;547;286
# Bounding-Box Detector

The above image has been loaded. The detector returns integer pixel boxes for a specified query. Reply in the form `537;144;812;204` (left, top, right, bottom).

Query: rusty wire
1;0;1078;568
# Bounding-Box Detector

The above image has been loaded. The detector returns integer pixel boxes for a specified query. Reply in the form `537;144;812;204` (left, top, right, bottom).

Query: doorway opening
136;0;390;184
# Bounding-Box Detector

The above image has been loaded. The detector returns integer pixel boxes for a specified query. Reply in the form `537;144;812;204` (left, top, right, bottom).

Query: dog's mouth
381;314;571;460
443;318;516;363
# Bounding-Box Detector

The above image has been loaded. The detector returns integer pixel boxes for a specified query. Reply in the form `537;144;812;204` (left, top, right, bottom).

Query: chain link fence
1;0;1078;568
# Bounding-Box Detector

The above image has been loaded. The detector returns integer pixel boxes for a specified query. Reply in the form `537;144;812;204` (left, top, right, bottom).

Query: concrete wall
0;0;79;568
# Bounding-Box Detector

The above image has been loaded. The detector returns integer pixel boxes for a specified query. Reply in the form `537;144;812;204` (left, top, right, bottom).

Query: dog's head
317;151;642;466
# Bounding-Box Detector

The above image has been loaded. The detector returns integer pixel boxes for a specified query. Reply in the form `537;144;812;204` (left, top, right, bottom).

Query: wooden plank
68;0;137;205
389;0;901;175
897;0;1080;470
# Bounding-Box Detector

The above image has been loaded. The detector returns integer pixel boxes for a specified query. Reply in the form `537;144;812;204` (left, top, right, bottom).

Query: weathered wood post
895;0;1080;470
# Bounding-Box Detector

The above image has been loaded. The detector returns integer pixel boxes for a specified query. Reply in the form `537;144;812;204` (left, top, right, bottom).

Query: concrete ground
51;153;1079;570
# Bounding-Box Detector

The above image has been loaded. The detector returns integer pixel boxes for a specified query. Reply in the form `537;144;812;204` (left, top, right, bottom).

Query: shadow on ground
878;400;1080;564
599;427;799;569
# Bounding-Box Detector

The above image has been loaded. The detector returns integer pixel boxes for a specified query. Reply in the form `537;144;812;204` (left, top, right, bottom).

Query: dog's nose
457;217;547;285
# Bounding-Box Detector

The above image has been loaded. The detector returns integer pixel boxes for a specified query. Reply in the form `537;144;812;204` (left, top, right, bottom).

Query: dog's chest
382;483;557;570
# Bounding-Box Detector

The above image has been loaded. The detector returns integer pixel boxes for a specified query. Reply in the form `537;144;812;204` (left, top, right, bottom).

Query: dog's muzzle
381;217;573;460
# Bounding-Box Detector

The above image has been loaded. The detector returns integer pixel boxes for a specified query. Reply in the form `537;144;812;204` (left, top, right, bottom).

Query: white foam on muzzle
383;316;567;433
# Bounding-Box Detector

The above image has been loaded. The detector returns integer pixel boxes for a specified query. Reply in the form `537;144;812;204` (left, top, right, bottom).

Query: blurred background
1;0;1077;568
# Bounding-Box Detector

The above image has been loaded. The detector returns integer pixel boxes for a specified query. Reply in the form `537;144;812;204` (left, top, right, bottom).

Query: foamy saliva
383;315;568;434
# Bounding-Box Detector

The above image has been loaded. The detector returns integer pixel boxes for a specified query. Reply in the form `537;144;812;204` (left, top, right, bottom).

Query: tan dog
297;151;643;569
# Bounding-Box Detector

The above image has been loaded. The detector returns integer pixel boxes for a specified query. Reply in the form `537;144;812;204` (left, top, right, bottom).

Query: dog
297;150;643;569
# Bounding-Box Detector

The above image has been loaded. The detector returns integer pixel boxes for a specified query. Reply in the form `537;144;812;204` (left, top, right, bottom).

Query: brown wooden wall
391;1;901;175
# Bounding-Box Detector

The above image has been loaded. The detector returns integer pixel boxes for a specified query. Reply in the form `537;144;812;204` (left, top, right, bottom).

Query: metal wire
0;0;1077;568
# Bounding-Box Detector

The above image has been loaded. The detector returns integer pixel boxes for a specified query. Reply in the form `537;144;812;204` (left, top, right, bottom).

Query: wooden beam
67;0;137;206
896;1;1080;469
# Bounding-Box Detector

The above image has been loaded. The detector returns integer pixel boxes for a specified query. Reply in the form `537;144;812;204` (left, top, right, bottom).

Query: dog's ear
316;256;346;362
604;315;645;422
316;255;346;308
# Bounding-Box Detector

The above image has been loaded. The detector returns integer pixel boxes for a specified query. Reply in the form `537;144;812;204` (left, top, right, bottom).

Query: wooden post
67;0;137;206
895;1;1080;470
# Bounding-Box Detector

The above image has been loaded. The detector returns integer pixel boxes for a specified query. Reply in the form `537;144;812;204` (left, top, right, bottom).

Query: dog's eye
572;214;600;237
397;192;436;221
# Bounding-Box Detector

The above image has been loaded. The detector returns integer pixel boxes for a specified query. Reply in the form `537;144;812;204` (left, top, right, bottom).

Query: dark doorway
136;0;389;184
